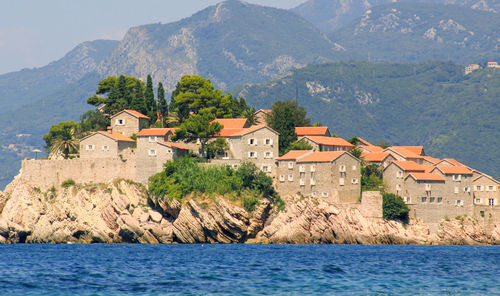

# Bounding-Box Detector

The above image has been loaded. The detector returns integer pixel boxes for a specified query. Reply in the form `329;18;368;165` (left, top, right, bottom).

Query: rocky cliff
1;177;499;244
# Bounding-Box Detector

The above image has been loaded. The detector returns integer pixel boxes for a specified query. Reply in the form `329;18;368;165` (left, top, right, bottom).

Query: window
421;197;427;203
288;175;294;182
300;172;305;179
149;149;157;156
397;170;403;178
299;179;305;186
404;197;411;203
489;198;496;206
102;145;109;151
425;184;431;191
310;165;316;172
248;138;255;145
452;174;461;181
429;197;435;203
262;166;269;172
115;119;125;126
311;192;317;197
339;165;346;172
288;162;294;169
455;200;464;206
148;136;157;142
310;179;316;185
454;186;459;194
352;165;357;171
437;197;443;203
233;165;238;169
86;144;95;151
488;185;496;192
475;185;483;191
463;187;470;192
352;179;359;184
339;178;345;186
167;149;172;153
396;184;402;191
279;175;285;182
322;192;329;197
248;152;257;158
299;165;305;172
265;151;273;159
265;138;272;145
475;198;482;204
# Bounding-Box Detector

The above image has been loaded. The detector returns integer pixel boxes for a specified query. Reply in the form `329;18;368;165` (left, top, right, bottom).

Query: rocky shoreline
1;177;499;245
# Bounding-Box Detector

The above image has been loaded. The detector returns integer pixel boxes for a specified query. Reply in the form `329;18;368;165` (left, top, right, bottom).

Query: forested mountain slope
238;61;500;179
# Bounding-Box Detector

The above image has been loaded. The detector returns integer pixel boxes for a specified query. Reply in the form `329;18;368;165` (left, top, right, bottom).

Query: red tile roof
422;156;441;164
297;151;346;163
215;128;245;137
305;136;354;147
121;109;150;119
442;158;465;167
97;131;135;142
295;126;330;136
362;152;389;162
212;118;248;129
228;125;279;137
420;165;435;173
386;147;424;159
361;145;384;153
357;137;375;147
158;141;189;150
408;173;445;182
392;161;426;172
433;166;473;175
397;146;425;156
136;128;177;137
276;150;313;161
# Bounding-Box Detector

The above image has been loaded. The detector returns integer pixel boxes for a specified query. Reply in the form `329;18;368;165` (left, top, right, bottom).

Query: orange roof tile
357;137;375;147
228;125;279;137
158;141;189;150
305;136;354;147
295;126;330;136
386;147;424;159
121;109;150;119
361;145;384;153
215;128;245;137
276;150;313;161
297;151;346;163
136;128;177;137
397;146;425;156
362;152;389;162
407;173;445;182
392;161;426;172
442;158;465;167
212;118;248;129
420;165;435;173
422;156;441;164
97;131;135;142
433;166;473;175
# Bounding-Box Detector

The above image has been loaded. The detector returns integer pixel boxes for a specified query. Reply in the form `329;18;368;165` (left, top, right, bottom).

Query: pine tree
145;74;157;121
157;82;167;113
130;80;147;114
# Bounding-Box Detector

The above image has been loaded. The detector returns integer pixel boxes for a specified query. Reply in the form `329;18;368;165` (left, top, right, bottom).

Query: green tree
49;127;79;159
267;100;311;155
348;136;361;146
87;76;146;115
205;137;228;159
284;139;313;154
43;121;80;153
145;74;157;121
382;193;409;223
243;107;257;126
80;110;110;133
171;109;223;156
157;82;168;123
350;147;363;160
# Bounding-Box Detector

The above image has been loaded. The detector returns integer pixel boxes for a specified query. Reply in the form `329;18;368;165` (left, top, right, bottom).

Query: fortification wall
21;158;136;190
359;191;383;218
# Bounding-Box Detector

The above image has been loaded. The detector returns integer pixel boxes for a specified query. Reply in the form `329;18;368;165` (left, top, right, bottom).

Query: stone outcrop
0;177;498;245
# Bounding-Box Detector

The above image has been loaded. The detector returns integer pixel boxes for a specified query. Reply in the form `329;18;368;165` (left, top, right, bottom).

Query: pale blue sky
0;0;305;75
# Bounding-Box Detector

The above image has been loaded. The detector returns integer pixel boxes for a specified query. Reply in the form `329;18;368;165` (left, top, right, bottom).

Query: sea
0;244;498;295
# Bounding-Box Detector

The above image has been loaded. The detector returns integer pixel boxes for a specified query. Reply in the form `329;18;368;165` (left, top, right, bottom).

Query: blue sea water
0;244;499;295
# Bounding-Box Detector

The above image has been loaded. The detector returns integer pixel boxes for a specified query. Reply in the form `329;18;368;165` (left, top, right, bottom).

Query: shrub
61;179;76;188
382;193;409;223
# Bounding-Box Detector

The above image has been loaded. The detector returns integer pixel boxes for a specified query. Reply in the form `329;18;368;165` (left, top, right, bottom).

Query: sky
0;0;305;75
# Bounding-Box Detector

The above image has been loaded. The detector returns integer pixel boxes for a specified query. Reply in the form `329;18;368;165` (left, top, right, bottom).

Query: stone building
80;131;135;159
276;150;361;203
299;136;354;152
472;173;499;206
383;146;425;164
110;109;150;137
361;152;396;168
253;109;271;125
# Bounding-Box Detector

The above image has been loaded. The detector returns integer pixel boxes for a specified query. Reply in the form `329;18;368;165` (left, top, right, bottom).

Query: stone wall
20;158;136;190
359;191;383;218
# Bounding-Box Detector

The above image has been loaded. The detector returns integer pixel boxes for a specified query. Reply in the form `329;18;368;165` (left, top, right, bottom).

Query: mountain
98;0;345;91
0;40;118;113
291;0;500;32
328;3;500;64
237;61;500;179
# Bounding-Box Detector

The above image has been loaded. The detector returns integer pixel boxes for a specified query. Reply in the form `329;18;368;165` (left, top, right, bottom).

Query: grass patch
61;179;75;188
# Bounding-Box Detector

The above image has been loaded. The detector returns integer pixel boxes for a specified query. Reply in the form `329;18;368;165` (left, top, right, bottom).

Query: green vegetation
241;61;500;180
361;164;384;192
382;193;409;223
61;179;76;188
267;100;311;155
284;139;313;154
148;158;279;212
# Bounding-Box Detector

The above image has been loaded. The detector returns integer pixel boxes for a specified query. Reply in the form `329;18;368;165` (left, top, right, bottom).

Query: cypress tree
145;74;157;121
157;82;167;115
130;80;147;114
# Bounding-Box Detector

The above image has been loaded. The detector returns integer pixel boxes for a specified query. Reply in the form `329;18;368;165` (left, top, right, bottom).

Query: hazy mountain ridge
292;0;500;32
238;61;500;179
98;0;344;92
328;2;500;63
